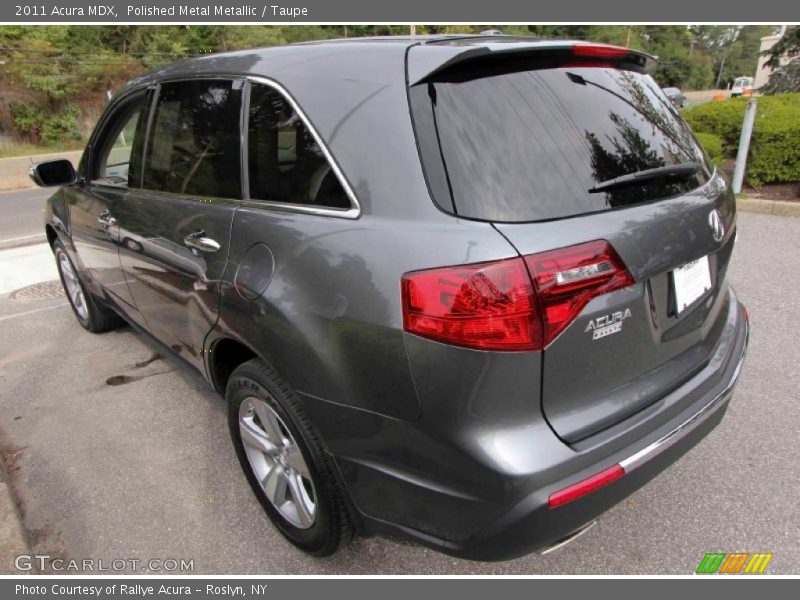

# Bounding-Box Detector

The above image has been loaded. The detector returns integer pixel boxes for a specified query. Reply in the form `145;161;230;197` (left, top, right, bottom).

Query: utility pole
626;26;632;47
410;24;416;38
732;99;757;194
715;53;727;89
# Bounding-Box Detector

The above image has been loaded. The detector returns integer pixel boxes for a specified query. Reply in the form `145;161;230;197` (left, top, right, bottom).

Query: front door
67;88;148;317
116;79;243;371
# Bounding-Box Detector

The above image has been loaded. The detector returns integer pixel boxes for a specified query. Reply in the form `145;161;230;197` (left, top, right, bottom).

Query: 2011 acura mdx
30;36;749;560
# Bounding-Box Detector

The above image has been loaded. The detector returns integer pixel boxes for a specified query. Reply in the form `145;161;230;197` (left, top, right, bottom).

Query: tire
53;238;124;333
226;359;352;556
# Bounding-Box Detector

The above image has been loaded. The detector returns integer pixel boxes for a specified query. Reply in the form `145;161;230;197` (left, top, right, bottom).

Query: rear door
409;45;736;443
115;78;243;371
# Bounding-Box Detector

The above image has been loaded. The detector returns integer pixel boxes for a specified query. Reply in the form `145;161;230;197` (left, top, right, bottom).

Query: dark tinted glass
412;66;711;222
247;83;350;209
143;80;241;199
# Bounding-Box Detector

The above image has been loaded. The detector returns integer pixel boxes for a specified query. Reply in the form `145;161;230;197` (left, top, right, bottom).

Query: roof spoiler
407;40;657;85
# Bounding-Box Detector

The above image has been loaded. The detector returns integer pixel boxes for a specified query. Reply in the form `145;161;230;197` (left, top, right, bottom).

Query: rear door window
247;82;351;210
410;61;711;222
142;80;242;200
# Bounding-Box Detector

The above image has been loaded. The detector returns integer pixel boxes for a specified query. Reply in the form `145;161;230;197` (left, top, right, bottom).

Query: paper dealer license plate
673;255;712;314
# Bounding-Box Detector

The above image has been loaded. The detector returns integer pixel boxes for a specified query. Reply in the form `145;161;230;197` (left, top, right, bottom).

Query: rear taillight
401;240;633;351
401;258;539;351
524;240;634;347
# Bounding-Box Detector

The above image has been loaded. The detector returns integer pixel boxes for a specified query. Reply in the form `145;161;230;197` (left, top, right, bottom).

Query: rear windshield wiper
588;162;702;193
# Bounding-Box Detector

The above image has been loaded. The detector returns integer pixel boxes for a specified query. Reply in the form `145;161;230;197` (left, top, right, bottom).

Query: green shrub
682;98;750;151
694;132;723;164
10;103;82;146
748;98;800;185
681;93;800;185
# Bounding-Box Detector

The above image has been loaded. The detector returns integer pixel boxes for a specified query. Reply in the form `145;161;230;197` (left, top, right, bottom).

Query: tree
688;25;776;89
761;62;800;94
643;26;698;87
761;26;800;94
764;26;800;69
722;26;775;83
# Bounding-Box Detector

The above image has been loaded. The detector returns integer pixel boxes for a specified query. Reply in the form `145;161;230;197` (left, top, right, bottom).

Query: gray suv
31;36;749;560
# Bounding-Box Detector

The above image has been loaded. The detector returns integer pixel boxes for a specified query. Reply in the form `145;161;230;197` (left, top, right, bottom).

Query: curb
0;234;47;251
737;196;800;217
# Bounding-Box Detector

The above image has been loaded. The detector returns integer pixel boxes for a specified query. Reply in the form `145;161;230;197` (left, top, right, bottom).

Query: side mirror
29;159;78;187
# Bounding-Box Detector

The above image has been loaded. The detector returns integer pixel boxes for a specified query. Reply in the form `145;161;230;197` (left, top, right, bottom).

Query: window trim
242;76;361;219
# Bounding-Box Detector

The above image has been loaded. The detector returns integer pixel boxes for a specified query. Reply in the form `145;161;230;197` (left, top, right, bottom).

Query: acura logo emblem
708;209;725;243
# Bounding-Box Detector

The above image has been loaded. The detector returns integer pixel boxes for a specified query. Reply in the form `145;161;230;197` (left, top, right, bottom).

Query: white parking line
0;302;69;322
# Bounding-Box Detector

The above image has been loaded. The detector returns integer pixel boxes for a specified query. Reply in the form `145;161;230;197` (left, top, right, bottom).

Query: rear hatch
408;39;737;443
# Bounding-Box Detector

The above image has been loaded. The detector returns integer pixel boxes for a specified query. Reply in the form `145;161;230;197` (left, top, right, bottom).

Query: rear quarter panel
210;211;517;422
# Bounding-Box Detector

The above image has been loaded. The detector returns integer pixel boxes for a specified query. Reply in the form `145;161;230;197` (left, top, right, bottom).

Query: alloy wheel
57;249;89;321
238;396;317;529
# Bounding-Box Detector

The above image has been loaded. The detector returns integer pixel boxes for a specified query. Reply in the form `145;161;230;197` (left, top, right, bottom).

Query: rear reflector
402;240;633;351
548;464;625;508
572;43;630;59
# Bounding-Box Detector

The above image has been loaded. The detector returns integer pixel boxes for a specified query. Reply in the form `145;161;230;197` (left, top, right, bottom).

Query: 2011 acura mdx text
30;36;749;560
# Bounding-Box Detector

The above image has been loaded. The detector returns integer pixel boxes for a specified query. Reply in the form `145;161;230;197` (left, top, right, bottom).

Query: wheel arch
207;336;259;394
45;223;58;249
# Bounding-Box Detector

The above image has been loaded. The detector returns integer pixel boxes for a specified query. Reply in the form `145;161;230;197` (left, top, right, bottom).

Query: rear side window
410;61;711;222
142;80;242;200
247;82;350;209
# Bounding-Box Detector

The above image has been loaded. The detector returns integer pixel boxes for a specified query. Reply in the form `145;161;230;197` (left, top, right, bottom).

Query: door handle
98;210;117;226
183;230;221;253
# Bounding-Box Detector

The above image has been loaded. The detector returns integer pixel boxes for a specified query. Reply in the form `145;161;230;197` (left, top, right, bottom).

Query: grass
0;140;86;159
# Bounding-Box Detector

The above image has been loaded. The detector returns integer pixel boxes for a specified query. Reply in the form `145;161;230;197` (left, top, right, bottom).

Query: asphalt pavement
0;188;50;247
0;211;798;574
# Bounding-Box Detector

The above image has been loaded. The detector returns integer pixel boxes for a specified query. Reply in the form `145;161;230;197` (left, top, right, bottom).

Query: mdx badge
585;308;632;340
708;209;725;243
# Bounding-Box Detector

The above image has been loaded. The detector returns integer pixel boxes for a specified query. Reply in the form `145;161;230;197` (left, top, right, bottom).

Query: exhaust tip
539;520;597;555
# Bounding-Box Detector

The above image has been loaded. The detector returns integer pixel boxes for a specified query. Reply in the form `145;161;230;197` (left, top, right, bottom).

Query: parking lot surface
0;211;798;574
0;188;49;245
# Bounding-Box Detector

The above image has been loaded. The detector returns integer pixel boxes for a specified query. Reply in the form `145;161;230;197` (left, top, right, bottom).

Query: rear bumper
350;291;749;560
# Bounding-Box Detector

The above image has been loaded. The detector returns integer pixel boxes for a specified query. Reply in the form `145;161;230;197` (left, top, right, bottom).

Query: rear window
410;60;711;222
